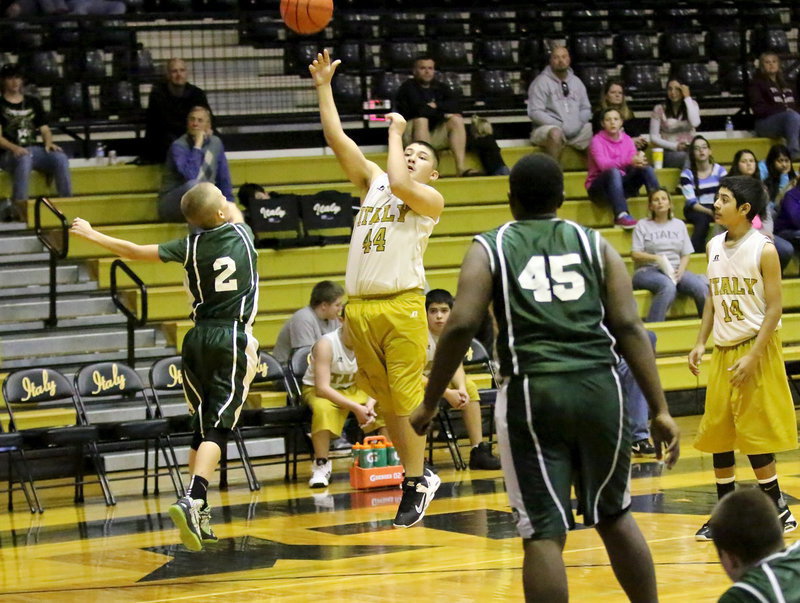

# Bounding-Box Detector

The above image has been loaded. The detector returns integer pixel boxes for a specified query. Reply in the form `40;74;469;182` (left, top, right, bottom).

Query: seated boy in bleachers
302;309;387;488
425;289;500;470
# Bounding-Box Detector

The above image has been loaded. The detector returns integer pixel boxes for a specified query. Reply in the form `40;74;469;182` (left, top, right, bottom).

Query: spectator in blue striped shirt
681;136;728;252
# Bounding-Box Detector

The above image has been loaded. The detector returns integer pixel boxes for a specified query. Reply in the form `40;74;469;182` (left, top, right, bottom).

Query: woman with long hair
681;135;727;252
586;107;659;229
649;78;701;168
748;52;800;160
758;143;797;206
592;78;647;150
632;188;707;322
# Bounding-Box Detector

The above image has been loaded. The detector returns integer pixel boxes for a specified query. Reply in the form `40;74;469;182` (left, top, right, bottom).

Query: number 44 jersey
706;230;776;347
475;219;617;377
158;222;259;325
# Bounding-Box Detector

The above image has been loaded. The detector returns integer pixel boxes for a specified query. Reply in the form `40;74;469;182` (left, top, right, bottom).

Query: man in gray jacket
527;45;593;160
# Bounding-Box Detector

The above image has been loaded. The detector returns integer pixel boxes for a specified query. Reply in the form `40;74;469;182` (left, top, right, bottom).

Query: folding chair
2;368;113;507
786;360;800;406
0;422;40;513
73;361;183;499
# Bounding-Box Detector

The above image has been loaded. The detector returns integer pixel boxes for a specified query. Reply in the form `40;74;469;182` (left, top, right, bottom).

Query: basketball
280;0;333;35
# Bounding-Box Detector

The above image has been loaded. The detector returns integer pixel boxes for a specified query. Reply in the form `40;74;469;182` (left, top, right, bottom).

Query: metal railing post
34;197;69;328
110;259;148;367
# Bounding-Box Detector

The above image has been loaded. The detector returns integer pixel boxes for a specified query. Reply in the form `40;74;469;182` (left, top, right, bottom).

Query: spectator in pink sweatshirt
585;108;659;229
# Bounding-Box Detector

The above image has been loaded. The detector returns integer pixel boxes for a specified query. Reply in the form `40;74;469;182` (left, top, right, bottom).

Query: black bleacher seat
717;61;754;94
566;9;607;33
332;74;363;114
622;63;662;95
382;42;420;71
614;33;655;62
336;13;374;39
50;21;80;47
336;42;369;71
112;47;155;83
380;13;421;38
371;72;405;101
432;41;470;69
701;6;740;29
426;12;468;37
22;51;60;85
99;81;140;117
3;23;44;52
749;6;784;26
707;29;742;62
51;83;88;120
660;32;701;61
751;28;790;56
671;63;714;94
244;16;280;46
92;19;130;48
473;11;515;36
437;72;464;98
517;9;555;35
477;40;514;68
575;65;608;100
284;41;322;77
65;50;106;83
614;8;651;30
570;34;607;64
519;36;543;69
659;7;700;30
472;70;514;108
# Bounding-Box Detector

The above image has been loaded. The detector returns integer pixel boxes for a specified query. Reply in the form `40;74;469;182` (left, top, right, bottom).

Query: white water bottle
95;142;106;165
725;116;734;138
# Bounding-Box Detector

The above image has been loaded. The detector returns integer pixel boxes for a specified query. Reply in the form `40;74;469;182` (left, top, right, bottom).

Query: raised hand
70;217;95;239
385;112;407;136
309;49;341;87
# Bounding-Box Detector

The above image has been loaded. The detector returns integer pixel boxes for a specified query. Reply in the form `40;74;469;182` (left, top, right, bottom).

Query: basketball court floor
1;413;798;602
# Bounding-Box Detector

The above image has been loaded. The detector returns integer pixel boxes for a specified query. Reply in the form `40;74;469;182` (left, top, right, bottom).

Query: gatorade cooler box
349;435;404;489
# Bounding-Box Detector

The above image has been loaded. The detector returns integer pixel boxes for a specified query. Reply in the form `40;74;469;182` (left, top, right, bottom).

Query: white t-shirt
632;217;695;271
345;172;437;297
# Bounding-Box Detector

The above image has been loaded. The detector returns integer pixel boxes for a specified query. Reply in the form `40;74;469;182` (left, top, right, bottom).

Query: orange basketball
280;0;333;35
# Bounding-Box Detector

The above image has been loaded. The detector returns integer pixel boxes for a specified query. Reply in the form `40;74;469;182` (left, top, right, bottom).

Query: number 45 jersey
707;230;776;347
158;222;259;325
475;219;617;377
346;173;436;297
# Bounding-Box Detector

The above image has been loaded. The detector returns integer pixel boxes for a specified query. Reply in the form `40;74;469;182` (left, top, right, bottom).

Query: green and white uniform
475;218;629;539
719;541;800;602
158;222;259;434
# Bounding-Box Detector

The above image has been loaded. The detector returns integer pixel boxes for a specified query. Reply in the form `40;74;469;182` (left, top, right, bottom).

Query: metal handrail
110;259;148;367
34;197;69;328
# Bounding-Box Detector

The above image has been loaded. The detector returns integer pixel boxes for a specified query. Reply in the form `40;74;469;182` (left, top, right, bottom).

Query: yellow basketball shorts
302;384;385;436
694;331;798;455
345;290;427;416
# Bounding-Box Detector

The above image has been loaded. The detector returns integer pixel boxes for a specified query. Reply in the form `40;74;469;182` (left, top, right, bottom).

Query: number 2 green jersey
475;219;617;377
158;222;259;325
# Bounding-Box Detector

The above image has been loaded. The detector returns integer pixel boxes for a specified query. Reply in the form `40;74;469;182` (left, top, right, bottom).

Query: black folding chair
2;368;112;508
73;361;183;499
786;360;800;406
0;422;40;513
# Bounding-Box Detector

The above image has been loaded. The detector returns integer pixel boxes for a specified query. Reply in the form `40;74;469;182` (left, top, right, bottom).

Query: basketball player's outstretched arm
310;50;382;193
411;242;492;434
70;218;161;261
601;239;680;468
384;112;444;220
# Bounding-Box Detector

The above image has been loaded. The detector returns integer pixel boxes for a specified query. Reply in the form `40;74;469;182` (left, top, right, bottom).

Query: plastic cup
652;147;664;170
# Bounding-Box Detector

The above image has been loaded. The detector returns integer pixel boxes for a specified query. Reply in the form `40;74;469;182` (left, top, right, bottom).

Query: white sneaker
309;459;332;488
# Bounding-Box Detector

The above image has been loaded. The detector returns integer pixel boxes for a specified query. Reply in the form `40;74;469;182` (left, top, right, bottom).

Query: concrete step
0;263;86;288
0;222;26;233
0;345;177;371
0;312;126;334
0;251;51;265
0;295;115;323
0;327;163;361
0;280;98;299
0;234;44;255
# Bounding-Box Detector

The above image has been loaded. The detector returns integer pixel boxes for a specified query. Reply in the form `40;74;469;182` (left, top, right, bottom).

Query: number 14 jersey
475;219;617;377
707;229;777;347
346;173;436;297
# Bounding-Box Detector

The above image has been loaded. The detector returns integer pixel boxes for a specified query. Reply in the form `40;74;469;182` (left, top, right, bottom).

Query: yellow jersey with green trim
345;172;436;297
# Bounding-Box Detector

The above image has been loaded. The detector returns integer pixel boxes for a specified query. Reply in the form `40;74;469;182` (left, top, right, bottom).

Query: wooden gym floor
1;413;798;602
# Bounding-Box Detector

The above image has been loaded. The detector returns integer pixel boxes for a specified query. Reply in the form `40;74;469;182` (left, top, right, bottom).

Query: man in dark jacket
143;58;211;164
394;56;473;177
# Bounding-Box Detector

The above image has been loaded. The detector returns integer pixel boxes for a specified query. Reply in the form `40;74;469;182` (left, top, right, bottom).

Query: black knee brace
748;453;775;470
712;451;736;469
191;431;203;451
204;427;231;448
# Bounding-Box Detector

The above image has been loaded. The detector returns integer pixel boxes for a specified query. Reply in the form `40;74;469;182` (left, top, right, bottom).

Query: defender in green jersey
411;154;680;602
71;182;258;552
711;488;800;603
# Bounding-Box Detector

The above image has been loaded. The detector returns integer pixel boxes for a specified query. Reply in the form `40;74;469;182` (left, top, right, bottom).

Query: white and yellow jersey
707;229;779;346
345;172;437;297
302;328;358;390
